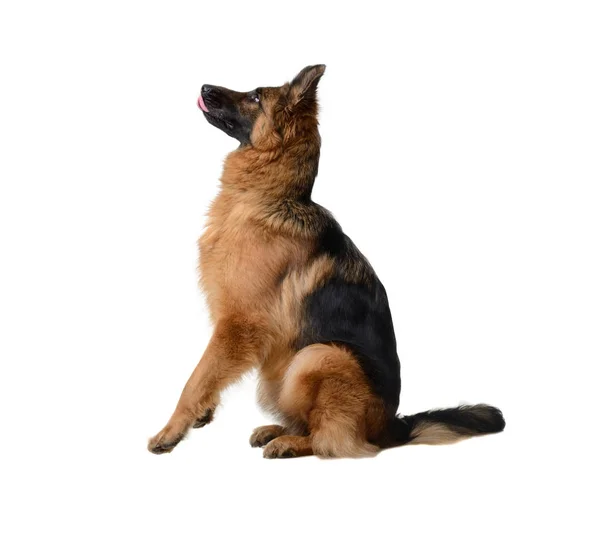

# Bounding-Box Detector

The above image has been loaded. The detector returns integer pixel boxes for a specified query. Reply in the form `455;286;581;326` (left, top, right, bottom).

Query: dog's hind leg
277;343;385;459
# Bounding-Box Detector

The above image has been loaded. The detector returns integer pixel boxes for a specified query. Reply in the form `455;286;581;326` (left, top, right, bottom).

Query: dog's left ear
289;64;326;107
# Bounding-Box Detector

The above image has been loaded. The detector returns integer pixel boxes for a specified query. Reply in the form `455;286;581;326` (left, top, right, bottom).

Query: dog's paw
249;425;285;448
263;437;299;459
193;408;214;429
148;424;186;454
262;435;312;459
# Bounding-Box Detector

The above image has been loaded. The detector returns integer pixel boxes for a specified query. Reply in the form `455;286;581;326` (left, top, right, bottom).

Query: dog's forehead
261;85;287;101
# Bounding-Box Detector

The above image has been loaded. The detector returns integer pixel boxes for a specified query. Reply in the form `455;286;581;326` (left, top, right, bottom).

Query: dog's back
148;65;505;458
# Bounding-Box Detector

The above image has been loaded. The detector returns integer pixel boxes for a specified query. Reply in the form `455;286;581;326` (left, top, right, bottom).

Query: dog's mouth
197;85;253;145
198;94;236;133
197;94;209;113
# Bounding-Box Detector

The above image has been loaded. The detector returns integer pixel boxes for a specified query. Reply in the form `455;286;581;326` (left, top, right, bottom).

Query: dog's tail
382;404;505;448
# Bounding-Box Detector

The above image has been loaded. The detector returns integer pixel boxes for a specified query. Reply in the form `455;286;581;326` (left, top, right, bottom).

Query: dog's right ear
288;64;326;108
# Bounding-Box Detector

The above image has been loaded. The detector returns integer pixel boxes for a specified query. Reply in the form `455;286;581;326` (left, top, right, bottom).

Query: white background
1;1;599;538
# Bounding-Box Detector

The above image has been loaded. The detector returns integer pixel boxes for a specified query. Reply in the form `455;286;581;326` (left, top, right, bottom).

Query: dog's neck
220;128;321;201
208;124;328;237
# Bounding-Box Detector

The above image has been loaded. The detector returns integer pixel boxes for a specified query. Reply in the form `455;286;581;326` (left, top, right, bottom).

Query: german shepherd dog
148;65;505;458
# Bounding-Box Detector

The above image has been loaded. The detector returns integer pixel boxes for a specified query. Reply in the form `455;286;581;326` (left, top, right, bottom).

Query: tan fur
249;425;288;447
279;344;382;458
263;435;314;459
256;255;335;418
407;422;469;445
148;66;389;457
148;66;506;457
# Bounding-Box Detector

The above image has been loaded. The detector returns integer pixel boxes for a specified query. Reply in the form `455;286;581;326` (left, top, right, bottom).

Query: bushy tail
384;404;505;447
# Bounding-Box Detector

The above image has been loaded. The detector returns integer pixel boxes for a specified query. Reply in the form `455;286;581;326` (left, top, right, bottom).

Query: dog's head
197;65;325;150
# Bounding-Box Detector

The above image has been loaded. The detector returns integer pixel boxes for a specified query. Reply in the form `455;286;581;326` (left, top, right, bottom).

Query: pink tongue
197;95;209;112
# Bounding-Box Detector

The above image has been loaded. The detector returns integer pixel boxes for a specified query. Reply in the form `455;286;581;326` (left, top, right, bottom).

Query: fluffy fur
148;65;505;458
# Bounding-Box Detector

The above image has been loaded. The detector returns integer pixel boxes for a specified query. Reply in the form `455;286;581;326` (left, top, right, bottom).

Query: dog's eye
249;92;260;103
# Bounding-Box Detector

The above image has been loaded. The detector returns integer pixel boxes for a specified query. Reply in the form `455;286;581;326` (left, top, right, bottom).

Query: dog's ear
289;64;326;107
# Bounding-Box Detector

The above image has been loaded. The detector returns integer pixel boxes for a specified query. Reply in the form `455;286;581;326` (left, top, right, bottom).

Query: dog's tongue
197;95;209;112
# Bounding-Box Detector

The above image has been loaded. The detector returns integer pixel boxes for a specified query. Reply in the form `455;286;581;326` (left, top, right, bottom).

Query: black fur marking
201;86;255;145
407;404;506;436
383;405;506;447
298;222;401;416
203;110;253;146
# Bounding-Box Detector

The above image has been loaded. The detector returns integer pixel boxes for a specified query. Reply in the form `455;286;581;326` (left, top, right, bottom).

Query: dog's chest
198;215;297;318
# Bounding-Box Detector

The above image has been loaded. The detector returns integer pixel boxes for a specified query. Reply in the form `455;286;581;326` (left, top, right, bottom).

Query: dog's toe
250;425;285;447
193;408;214;429
148;424;186;455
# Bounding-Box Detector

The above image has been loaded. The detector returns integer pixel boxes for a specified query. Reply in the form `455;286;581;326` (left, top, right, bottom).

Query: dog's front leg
148;318;261;454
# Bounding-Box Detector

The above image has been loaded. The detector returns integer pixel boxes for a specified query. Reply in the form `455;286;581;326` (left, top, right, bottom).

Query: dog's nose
201;85;214;96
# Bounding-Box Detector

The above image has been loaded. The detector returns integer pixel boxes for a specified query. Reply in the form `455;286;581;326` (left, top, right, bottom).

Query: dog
148;65;505;458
